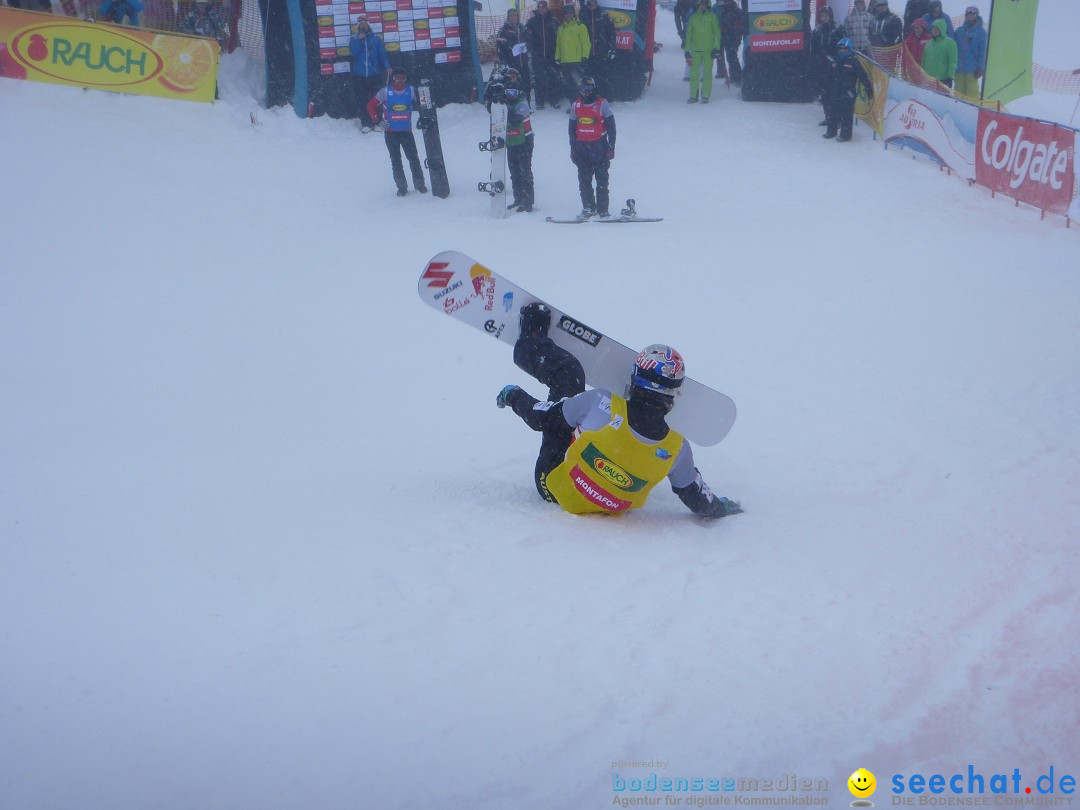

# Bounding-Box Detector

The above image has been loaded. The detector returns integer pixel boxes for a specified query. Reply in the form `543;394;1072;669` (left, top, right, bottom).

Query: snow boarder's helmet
518;302;552;339
391;67;407;83
836;36;853;57
579;76;598;101
503;68;523;101
631;344;685;398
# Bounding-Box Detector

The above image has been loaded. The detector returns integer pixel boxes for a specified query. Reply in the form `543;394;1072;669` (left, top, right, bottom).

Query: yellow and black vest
546;394;683;514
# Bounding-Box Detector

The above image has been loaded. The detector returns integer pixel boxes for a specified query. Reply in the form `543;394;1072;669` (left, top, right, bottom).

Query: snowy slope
2;15;1079;810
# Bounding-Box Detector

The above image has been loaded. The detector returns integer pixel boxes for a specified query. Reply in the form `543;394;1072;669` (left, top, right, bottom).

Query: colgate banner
976;110;1075;217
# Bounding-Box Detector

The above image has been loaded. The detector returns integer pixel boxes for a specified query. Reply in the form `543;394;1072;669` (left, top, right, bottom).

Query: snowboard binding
478;137;506;152
620;198;637;218
477;181;505;195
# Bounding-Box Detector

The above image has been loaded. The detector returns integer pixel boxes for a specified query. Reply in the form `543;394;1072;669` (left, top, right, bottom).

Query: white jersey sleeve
560;388;698;489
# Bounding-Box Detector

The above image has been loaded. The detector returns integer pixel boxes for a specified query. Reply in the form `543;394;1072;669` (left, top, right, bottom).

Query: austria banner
976;109;1076;217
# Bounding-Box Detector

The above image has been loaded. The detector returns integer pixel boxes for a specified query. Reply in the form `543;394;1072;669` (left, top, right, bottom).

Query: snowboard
416;79;450;199
546;215;663;224
546;199;662;224
478;101;508;218
418;250;736;447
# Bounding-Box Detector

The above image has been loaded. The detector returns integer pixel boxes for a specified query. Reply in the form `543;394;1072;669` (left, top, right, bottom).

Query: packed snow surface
2;9;1079;809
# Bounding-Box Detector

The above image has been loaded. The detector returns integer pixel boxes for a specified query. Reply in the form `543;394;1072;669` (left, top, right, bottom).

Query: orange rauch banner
0;6;219;102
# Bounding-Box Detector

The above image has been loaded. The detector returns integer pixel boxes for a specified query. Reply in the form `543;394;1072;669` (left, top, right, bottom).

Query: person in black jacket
526;0;560;109
869;0;904;46
903;0;930;31
580;0;617;95
810;7;842;116
822;37;873;142
496;9;532;101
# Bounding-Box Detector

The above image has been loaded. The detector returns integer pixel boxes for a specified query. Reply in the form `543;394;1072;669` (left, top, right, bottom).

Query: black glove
711;49;721;59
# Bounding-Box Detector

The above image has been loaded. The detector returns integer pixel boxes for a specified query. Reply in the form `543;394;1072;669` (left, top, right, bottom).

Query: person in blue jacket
952;5;986;101
98;0;143;26
350;18;391;133
921;0;954;37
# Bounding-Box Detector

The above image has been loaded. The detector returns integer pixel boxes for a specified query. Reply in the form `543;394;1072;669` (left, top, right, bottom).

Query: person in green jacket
921;17;957;88
684;0;722;103
555;5;592;105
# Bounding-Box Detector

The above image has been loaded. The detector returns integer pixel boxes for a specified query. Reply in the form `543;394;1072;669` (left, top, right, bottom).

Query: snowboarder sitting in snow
822;37;872;142
496;303;743;520
569;75;615;218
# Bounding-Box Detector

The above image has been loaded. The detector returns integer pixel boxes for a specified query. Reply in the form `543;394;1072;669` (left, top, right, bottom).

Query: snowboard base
546;215;663;224
418;250;734;446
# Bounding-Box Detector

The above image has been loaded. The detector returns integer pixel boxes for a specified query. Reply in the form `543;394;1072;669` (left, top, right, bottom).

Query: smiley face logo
848;768;877;799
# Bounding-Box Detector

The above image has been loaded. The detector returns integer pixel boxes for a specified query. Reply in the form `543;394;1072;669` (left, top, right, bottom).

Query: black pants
511;336;586;499
354;75;383;126
531;58;560;107
577;157;610;215
559;63;585;105
824;94;856;139
723;42;742;82
507;138;535;207
384;131;425;192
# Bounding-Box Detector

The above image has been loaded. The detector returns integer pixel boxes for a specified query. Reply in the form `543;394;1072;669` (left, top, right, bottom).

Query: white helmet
631;344;686;398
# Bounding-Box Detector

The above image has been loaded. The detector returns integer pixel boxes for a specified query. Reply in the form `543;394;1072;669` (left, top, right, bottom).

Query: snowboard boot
396;188;408;196
518;302;552;339
687;96;698;103
823;130;837;139
416;183;429;193
580;205;596;219
702;97;709;103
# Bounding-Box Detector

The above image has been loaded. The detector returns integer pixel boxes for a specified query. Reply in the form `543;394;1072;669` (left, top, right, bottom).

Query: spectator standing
674;0;693;48
904;16;930;67
497;9;532;101
684;0;720;103
98;0;143;25
868;0;903;46
580;0;616;95
822;37;873;141
568;76;615;218
903;0;929;31
350;18;391;133
526;0;560;109
921;0;954;36
503;69;536;213
367;67;429;197
555;5;591;105
952;5;986;100
843;0;873;54
921;17;957;87
714;0;744;82
902;15;928;76
181;0;227;46
811;6;842;116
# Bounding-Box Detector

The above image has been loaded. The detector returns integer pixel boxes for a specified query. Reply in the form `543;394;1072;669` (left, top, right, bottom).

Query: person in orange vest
496;303;743;520
568;75;615;218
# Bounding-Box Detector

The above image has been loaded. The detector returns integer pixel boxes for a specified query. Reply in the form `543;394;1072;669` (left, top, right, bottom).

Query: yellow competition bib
547;395;682;515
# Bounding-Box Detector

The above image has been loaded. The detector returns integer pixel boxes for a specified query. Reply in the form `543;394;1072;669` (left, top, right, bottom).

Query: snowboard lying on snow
545;198;662;224
417;250;735;446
